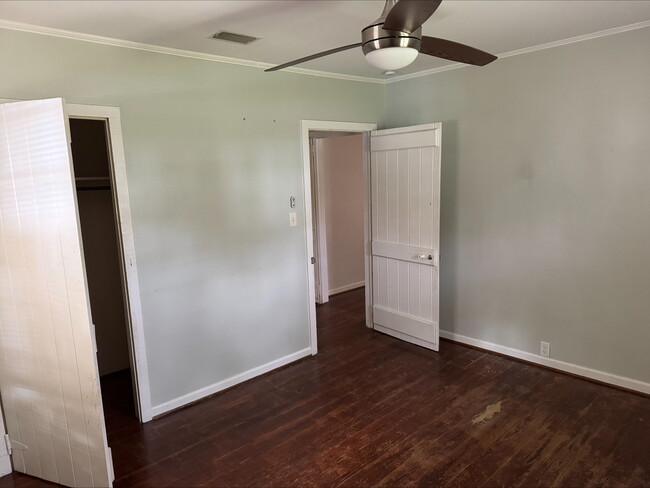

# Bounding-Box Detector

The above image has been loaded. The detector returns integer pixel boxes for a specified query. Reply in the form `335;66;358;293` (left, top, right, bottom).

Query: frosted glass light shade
365;47;418;71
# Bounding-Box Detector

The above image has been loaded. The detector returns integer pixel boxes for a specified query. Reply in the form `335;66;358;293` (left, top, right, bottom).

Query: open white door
369;123;441;351
0;99;114;487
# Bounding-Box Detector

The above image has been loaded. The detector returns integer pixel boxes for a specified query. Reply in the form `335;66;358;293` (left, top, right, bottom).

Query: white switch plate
289;212;297;227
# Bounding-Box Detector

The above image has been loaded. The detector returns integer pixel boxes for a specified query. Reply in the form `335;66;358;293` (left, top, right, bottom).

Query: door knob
417;254;433;260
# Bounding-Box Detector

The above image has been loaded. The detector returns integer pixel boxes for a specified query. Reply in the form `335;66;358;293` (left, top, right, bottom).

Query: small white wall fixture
300;120;377;355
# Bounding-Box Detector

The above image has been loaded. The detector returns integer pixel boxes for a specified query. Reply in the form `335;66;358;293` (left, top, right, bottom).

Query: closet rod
76;186;111;192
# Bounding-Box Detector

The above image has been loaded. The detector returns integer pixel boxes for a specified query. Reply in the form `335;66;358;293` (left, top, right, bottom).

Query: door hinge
4;434;28;455
311;257;316;265
91;323;98;353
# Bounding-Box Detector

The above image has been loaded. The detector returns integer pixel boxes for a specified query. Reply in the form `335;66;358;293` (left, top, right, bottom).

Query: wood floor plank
1;288;649;488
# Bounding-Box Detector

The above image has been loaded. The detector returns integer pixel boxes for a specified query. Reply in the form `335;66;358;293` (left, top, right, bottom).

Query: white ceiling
1;1;650;79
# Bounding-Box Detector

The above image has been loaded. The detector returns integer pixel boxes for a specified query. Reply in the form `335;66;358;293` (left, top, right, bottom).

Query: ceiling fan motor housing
361;23;422;56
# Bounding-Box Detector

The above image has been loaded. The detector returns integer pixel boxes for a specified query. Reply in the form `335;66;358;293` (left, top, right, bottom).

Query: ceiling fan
266;0;497;73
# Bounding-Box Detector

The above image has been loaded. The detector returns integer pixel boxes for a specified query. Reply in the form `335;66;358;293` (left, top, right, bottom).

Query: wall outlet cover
540;341;550;358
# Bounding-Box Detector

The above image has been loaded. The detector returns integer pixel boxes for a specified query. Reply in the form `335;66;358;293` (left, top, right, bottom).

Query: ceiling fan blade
265;43;363;72
383;0;442;33
420;36;497;66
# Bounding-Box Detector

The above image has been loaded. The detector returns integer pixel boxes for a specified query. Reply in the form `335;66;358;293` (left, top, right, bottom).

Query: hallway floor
1;288;649;487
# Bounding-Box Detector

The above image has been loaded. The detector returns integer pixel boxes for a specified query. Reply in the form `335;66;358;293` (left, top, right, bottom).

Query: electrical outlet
540;341;550;358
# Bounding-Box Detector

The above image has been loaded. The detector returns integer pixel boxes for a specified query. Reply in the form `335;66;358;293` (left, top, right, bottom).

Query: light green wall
0;28;385;407
386;27;650;383
2;23;649;410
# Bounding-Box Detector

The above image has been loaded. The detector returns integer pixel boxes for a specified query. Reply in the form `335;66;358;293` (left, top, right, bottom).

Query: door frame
67;103;152;422
300;120;377;355
309;138;329;304
0;98;153;422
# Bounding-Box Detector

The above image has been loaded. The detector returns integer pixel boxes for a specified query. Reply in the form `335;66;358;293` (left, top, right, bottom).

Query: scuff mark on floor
472;401;502;425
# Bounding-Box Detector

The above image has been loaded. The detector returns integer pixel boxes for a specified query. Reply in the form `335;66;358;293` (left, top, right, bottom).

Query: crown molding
386;19;650;84
1;17;649;86
0;18;383;85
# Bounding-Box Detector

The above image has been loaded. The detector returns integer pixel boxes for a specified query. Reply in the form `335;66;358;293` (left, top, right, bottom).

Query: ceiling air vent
212;31;259;45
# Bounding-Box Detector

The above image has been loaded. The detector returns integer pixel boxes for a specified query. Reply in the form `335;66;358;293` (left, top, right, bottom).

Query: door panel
370;124;441;350
0;99;113;487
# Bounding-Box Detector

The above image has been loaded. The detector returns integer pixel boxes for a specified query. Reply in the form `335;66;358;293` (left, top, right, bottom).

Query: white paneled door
0;99;114;487
370;124;441;350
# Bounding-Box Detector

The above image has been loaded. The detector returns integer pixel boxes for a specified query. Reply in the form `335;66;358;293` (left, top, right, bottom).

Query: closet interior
70;118;136;419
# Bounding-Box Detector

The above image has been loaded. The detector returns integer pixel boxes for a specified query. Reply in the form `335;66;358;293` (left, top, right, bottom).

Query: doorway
302;120;442;356
70;118;136;423
309;131;366;304
301;121;377;354
66;103;152;424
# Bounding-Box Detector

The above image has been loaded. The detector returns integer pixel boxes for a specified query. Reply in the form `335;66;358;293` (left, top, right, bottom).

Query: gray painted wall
386;27;650;384
1;22;649;417
0;28;385;407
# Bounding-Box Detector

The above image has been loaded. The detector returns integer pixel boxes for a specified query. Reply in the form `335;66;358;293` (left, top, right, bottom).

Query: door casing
300;120;377;355
68;103;152;423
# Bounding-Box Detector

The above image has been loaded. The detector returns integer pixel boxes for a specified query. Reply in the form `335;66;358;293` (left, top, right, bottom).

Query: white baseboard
329;281;365;296
440;330;650;395
151;347;312;417
0;453;10;477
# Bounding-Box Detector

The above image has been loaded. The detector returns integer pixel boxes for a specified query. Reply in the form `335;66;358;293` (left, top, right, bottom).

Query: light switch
289;212;297;227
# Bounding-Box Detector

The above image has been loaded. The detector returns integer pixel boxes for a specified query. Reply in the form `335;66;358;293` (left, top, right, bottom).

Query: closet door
0;98;114;487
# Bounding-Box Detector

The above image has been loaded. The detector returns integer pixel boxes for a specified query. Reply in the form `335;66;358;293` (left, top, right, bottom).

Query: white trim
0;413;10;476
310;139;330;304
150;347;312;417
66;103;153;423
0;453;10;477
300;121;377;355
0;19;382;85
386;20;650;83
440;330;650;395
329;281;365;296
362;132;374;329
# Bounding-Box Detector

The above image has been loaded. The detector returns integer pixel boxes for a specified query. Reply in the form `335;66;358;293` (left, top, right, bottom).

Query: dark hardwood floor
2;288;649;487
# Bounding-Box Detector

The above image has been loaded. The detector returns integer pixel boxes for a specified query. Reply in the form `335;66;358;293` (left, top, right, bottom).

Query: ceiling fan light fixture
265;0;497;74
361;23;422;72
365;46;418;71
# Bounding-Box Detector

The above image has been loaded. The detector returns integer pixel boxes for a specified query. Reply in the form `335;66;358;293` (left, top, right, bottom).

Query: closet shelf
76;176;111;190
